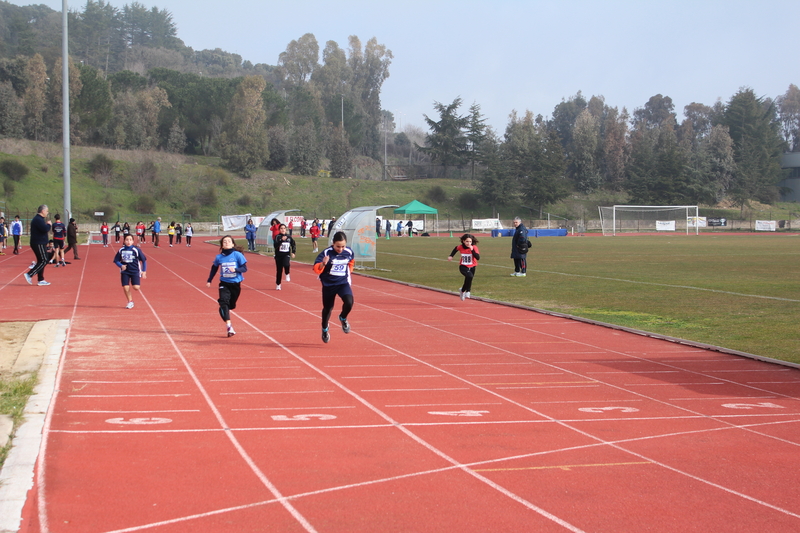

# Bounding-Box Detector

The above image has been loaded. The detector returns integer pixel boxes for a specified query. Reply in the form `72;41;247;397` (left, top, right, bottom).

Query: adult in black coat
64;218;80;260
510;216;529;277
24;204;52;285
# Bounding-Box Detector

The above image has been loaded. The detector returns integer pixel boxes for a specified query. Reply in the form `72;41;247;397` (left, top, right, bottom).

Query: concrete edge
0;319;69;533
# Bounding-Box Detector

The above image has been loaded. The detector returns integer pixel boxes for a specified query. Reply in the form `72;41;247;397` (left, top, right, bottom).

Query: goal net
598;205;699;236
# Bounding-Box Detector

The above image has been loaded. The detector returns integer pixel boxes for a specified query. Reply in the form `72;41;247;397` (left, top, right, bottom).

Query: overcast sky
11;0;800;132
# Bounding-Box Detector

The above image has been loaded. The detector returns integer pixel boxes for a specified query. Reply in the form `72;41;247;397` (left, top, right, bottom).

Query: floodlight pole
62;0;71;219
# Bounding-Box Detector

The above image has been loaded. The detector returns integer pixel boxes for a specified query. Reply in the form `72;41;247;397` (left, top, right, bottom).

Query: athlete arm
472;247;480;261
207;264;219;284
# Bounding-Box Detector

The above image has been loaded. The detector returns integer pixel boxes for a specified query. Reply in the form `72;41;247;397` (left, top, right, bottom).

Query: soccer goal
598;205;699;236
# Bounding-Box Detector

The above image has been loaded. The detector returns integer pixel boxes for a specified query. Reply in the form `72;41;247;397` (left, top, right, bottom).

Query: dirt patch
0;322;35;376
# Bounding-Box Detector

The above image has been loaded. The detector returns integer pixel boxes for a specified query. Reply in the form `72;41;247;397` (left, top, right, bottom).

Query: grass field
292;232;800;364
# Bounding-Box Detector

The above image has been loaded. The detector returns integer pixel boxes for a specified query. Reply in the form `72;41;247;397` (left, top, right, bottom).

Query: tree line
420;87;799;212
0;1;392;178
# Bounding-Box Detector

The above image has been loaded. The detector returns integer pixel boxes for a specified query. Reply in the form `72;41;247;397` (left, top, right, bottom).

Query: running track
2;239;800;532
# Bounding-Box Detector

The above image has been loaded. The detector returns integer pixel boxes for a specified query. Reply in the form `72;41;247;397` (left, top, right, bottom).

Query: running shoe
466;291;471;299
511;272;520;277
276;284;281;290
38;280;50;286
322;328;330;343
519;273;527;277
125;301;134;309
460;289;466;301
28;261;36;269
227;325;236;337
54;263;60;268
286;274;290;282
24;273;32;285
339;315;350;334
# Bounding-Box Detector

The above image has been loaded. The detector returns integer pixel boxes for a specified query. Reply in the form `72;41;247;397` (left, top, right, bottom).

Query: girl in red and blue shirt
447;233;480;301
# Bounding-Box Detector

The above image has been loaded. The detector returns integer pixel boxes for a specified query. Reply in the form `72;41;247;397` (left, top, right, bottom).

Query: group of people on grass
100;218;194;248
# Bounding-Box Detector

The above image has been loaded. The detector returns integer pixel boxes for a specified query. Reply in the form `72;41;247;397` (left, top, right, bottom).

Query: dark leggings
514;257;527;273
29;243;48;281
459;265;476;292
321;285;353;329
275;255;290;284
217;281;241;322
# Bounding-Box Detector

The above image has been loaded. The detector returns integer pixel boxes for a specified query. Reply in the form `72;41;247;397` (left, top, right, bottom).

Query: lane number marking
105;417;172;425
271;414;338;421
721;402;785;410
428;410;490;417
578;407;640;413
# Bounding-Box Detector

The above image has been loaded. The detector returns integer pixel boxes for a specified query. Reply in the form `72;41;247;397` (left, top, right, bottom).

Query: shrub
235;194;252;207
0;159;29;181
426;185;447;203
458;191;480;210
205;167;229;187
196;184;217;207
185;203;200;219
133;195;156;214
3;179;15;197
88;154;115;182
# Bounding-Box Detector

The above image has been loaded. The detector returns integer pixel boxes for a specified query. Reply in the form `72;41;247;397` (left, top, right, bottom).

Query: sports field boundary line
352;270;800;371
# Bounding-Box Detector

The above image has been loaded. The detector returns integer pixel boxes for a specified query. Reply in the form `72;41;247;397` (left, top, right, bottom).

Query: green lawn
295;233;800;363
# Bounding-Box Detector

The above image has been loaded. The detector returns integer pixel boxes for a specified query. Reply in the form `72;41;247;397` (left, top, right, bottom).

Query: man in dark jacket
24;204;52;286
510;216;528;277
64;218;80;260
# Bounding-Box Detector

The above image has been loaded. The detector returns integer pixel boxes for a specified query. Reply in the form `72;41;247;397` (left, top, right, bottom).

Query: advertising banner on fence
472;218;503;230
687;216;707;228
755;220;777;231
656;220;676;231
707;217;727;226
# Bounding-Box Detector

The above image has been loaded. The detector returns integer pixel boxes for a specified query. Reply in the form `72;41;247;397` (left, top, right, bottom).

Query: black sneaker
339;315;350;334
322;328;330;343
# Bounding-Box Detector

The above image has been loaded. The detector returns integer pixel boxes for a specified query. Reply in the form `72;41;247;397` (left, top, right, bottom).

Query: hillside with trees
0;0;798;221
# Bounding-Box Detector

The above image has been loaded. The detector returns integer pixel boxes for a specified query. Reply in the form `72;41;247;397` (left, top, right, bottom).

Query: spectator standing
11;215;23;254
244;218;257;252
100;221;110;247
51;214;67;266
510;216;529;277
375;217;381;238
64;218;80;260
153;217;162;247
23;204;52;286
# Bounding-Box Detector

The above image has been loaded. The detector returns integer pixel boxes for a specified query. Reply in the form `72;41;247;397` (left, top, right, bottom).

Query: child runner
136;221;146;244
309;221;321;252
100;221;109;247
206;235;247;337
175;223;183;245
184;223;193;246
447;233;480;301
273;223;296;290
113;234;147;309
51;214;67;266
111;221;121;243
313;231;355;343
167;221;175;246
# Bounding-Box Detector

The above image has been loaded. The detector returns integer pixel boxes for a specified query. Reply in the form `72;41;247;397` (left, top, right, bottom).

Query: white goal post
598;205;699;236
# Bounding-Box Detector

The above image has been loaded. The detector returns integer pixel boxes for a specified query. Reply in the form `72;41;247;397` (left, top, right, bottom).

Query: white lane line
385;403;503;408
232;406;356;411
67;410;200;413
341;375;443;379
70;380;184;384
209;377;317;382
67;394;191;398
360;388;470;392
324;364;419;368
219;390;335;395
134;288;318;533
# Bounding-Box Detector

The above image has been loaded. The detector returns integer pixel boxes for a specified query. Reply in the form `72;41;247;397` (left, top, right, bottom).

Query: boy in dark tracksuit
273;223;296;290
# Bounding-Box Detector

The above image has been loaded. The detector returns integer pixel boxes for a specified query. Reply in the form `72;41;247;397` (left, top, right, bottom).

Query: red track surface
2;239;800;532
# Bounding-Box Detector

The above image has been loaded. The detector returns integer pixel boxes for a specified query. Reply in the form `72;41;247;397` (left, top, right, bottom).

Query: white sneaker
227;325;236;337
466;291;471;299
519;273;526;277
28;261;36;269
511;272;520;277
276;284;281;290
24;272;32;285
286;274;290;282
460;289;466;301
38;280;50;286
125;301;134;309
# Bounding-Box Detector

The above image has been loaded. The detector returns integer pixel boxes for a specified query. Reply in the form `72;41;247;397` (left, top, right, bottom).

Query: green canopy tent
394;200;439;235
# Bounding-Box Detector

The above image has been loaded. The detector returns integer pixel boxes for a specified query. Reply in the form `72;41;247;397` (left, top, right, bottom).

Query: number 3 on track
271;414;337;421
